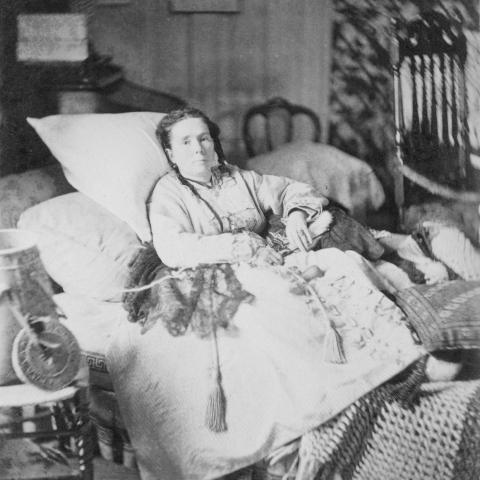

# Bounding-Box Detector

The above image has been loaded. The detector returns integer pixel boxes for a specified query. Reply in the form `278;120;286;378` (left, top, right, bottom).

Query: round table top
0;383;78;408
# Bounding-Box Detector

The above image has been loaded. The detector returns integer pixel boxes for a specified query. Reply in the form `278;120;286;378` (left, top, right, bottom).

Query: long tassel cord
287;268;347;364
121;270;188;294
204;269;228;432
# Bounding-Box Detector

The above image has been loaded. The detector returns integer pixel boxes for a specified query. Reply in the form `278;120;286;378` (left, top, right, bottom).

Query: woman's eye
201;136;211;143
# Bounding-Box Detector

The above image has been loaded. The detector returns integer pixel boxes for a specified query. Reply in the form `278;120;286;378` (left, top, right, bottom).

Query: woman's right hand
251;246;284;266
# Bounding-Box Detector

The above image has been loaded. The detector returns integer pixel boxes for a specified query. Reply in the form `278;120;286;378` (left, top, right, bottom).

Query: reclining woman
106;107;425;480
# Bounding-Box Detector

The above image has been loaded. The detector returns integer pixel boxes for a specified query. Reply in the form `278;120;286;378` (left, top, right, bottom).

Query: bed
1;109;480;480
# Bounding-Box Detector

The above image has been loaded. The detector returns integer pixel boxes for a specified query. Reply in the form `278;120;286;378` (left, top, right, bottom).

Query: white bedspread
106;250;423;480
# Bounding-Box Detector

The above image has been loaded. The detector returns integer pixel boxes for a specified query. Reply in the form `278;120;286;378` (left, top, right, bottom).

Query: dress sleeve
242;169;329;222
149;184;265;268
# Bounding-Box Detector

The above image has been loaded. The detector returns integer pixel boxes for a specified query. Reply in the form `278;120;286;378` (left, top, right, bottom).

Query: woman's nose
192;139;203;152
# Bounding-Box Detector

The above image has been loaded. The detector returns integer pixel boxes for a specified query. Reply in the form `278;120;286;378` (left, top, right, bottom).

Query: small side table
0;383;94;480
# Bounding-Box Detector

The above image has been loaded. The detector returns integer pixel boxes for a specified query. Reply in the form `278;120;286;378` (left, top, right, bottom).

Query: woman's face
166;117;218;180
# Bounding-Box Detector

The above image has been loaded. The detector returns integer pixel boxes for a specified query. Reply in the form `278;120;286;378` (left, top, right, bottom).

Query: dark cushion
395;280;480;351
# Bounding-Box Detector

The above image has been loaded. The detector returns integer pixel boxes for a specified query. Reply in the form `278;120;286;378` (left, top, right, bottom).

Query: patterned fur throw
266;206;384;261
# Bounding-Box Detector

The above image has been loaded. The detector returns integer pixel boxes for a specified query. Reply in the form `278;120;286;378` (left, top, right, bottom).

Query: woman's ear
214;151;219;163
165;148;173;161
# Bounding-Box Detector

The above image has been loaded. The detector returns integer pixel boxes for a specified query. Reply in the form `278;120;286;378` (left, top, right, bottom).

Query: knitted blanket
291;377;480;480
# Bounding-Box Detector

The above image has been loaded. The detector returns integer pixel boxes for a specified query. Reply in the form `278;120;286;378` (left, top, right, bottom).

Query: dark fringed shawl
122;244;166;329
121;244;254;432
122;244;253;336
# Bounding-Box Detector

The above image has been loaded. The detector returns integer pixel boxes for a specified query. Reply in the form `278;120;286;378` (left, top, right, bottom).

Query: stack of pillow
18;111;168;302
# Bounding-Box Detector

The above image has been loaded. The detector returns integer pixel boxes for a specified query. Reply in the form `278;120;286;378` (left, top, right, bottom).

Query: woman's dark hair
156;107;226;167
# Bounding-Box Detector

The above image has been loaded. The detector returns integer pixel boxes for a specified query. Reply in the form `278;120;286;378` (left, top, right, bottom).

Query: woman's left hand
286;210;312;252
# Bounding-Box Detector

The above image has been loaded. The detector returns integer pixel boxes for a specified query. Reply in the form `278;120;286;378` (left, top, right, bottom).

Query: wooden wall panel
91;0;332;162
304;0;333;142
190;14;223;110
142;0;189;91
265;0;302;98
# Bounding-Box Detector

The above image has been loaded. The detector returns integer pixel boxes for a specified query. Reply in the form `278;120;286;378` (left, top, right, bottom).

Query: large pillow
27;112;168;242
245;141;385;222
18;192;143;302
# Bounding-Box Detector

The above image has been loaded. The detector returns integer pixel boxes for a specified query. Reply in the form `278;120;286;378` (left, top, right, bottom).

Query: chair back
242;97;321;157
391;11;480;223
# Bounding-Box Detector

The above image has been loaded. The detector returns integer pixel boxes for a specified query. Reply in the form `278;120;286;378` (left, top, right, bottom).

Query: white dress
106;166;424;480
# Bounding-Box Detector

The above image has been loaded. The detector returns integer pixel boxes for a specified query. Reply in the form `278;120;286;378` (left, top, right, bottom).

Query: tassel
205;369;227;433
323;322;346;364
287;267;347;365
205;292;227;433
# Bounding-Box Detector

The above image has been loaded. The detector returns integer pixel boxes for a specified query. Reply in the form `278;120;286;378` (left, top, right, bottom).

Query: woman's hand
252;246;284;266
286;210;312;252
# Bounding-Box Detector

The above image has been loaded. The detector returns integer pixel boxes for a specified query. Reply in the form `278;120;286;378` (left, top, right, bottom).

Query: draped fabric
107;252;424;480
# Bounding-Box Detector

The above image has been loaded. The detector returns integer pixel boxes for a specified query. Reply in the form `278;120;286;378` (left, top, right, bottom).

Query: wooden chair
391;11;480;228
242;97;321;157
0;383;94;480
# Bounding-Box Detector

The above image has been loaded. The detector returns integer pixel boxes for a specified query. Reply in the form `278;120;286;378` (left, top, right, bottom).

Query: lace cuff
283;193;327;225
231;231;266;263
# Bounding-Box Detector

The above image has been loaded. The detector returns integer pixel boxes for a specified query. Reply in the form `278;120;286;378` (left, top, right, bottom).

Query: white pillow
27;112;168;242
18;192;142;302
